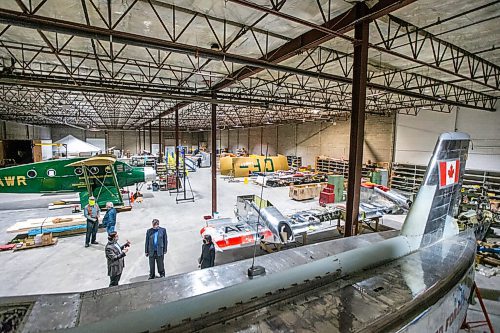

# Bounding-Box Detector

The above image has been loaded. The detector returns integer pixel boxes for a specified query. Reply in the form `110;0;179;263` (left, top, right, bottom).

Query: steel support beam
149;123;152;153
158;114;162;161
138;128;141;154
345;4;370;237
142;127;146;152
152;0;418;122
175;108;179;183
0;7;494;117
211;101;217;215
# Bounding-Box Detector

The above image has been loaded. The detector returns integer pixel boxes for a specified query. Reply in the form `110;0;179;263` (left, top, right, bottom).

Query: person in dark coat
102;202;117;234
145;219;168;279
84;196;100;247
105;232;130;287
199;234;216;269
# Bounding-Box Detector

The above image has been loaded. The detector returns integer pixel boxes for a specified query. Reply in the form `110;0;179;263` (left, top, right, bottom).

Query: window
27;169;37;178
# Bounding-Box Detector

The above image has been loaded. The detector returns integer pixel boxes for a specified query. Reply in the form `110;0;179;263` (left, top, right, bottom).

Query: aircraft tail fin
400;132;470;248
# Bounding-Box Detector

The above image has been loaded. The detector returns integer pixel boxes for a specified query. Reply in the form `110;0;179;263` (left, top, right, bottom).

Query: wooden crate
13;238;58;251
289;183;327;201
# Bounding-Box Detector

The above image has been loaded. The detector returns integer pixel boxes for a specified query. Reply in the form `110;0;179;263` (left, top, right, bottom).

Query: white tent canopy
55;135;101;156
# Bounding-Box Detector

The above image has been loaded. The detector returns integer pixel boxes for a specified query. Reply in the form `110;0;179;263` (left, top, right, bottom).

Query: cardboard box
289;183;327;201
41;232;53;245
24;238;35;246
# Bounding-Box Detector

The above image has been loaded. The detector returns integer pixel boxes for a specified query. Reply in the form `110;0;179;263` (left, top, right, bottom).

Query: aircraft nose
144;167;156;182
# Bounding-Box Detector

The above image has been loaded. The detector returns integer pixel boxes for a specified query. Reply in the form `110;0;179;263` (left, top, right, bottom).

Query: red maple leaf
448;164;455;178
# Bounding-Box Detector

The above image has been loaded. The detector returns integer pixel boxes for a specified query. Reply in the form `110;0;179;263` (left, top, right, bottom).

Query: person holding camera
105;231;130;287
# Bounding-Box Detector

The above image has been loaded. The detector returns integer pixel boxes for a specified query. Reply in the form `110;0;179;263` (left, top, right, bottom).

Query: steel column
149;123;152;153
138;128;141;154
158;114;162;161
175;108;179;181
142;127;146;152
211;101;217;215
345;4;369;237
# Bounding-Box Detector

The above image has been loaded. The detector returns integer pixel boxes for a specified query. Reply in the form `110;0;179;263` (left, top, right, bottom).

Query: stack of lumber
7;215;86;235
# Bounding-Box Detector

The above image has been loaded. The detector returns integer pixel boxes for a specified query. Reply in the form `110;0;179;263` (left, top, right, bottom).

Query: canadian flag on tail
439;159;460;188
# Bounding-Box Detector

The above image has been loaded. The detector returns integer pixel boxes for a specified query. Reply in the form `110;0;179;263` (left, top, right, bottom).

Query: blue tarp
477;246;500;254
27;224;87;236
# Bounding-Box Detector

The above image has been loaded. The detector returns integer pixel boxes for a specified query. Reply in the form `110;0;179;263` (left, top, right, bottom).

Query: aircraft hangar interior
0;0;498;332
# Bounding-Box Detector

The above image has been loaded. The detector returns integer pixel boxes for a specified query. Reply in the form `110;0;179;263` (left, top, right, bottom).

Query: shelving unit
390;163;427;196
286;156;302;168
315;156;349;177
464;170;500;201
156;163;168;191
390;163;500;200
315;156;376;178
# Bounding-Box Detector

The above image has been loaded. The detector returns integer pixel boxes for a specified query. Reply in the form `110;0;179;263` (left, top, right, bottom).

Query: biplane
0;155;155;208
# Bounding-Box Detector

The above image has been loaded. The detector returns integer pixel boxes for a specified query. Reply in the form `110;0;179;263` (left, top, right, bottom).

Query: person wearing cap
84;196;101;247
105;231;130;287
198;234;216;269
145;219;168;279
102;202;117;234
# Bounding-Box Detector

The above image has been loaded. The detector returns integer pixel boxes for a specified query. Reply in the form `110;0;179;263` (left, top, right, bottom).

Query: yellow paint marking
17;176;27;186
4;176;15;186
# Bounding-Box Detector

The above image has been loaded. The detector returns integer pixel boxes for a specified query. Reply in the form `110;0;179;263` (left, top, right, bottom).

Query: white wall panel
395;106;500;171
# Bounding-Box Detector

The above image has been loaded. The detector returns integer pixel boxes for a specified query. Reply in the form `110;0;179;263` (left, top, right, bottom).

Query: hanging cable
248;143;268;277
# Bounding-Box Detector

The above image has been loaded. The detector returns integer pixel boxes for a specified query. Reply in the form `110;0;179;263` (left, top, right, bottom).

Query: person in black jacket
145;219;168;279
199;234;216;269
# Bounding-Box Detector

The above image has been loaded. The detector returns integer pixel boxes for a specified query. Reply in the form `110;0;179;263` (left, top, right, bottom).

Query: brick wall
48;113;394;161
206;114;395;166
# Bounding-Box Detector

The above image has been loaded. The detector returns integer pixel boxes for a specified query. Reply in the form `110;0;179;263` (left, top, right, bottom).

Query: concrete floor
0;167;498;331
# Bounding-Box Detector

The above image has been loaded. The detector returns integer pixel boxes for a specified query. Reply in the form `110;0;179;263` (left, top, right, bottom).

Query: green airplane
0;155;156;207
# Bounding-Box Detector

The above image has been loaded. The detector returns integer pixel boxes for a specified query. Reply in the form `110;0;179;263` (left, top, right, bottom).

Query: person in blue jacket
145;219;168;279
102;202;117;234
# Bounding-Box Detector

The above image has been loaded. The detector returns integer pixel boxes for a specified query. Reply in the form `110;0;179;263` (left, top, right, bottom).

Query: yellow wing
65;156;116;167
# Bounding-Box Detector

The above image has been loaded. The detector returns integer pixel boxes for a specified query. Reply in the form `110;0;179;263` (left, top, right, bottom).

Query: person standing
199;234;216;269
145;219;168;279
84;196;101;247
102;202;117;234
105;232;130;287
